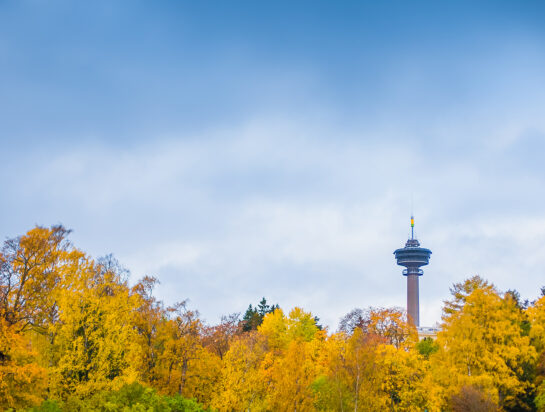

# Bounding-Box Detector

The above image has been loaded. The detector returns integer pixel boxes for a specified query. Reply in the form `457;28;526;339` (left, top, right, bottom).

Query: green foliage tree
29;382;207;411
416;337;439;359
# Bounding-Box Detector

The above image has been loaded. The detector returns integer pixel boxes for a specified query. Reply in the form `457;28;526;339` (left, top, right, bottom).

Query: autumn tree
259;308;321;410
0;317;47;410
376;343;431;411
434;276;536;410
528;293;545;411
202;312;241;360
266;339;320;411
212;332;268;411
48;255;141;398
155;301;219;401
315;328;385;411
0;226;72;409
318;307;430;411
132;275;165;385
339;307;416;350
0;226;71;330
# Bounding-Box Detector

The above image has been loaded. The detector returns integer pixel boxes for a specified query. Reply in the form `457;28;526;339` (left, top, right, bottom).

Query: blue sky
2;1;545;328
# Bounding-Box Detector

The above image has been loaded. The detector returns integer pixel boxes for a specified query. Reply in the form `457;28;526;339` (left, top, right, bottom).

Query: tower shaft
407;274;419;327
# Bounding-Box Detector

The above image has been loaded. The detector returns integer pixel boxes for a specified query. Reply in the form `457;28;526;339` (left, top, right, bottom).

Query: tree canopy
2;226;545;411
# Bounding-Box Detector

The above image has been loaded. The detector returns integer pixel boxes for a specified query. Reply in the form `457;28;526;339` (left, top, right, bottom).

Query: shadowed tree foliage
450;385;499;412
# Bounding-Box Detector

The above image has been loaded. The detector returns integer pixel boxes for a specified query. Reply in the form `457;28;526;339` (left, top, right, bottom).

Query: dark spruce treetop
242;297;279;332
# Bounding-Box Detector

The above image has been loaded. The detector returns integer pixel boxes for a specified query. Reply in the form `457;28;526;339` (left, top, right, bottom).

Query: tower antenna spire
410;193;414;240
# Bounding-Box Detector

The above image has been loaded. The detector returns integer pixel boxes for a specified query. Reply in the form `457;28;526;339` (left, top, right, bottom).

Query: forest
1;225;545;411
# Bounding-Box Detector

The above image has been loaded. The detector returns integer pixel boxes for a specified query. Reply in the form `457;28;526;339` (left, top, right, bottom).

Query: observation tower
393;216;432;327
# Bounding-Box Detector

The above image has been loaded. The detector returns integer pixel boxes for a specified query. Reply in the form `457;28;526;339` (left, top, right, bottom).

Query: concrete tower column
407;274;419;327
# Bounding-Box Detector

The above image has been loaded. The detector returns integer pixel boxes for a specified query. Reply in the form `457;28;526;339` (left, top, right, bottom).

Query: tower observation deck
393;216;432;327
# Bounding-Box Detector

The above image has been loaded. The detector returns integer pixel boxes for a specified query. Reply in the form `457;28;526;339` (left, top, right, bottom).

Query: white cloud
3;102;545;330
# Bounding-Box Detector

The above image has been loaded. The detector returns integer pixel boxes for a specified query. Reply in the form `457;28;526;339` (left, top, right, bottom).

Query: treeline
1;226;545;411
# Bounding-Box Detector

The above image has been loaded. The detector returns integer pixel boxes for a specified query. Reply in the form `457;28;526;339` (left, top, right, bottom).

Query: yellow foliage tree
0;225;71;408
258;308;321;411
0;318;46;410
434;277;536;410
182;346;222;408
339;307;417;350
317;308;436;412
155;301;203;396
528;294;545;353
258;308;289;351
265;339;319;411
376;344;431;411
528;294;545;411
0;226;71;331
48;255;141;398
131;275;165;386
212;332;268;411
